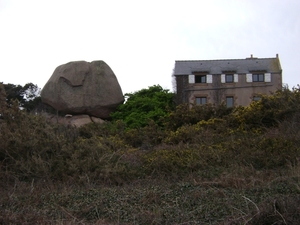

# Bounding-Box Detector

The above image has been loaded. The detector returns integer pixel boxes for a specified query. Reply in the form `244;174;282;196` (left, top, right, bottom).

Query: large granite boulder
41;61;124;119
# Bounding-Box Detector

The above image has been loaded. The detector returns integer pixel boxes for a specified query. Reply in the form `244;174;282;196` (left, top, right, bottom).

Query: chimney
276;53;279;58
246;54;257;59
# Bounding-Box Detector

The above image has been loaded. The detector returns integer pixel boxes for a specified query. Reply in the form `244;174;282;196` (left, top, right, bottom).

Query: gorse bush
0;84;300;184
0;114;141;183
163;103;233;130
2;83;300;224
234;86;300;129
0;83;7;113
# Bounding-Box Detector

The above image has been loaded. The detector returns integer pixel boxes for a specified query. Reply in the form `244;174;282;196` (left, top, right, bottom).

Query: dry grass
1;88;300;224
1;167;300;224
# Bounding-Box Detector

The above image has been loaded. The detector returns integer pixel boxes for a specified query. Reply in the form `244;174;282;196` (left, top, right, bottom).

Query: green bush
111;85;175;128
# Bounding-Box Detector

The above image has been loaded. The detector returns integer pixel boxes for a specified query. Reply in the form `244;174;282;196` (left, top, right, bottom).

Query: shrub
235;86;300;129
111;85;175;128
164;103;233;130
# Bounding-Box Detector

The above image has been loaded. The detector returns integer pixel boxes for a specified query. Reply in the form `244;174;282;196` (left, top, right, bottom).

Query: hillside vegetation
1;83;300;224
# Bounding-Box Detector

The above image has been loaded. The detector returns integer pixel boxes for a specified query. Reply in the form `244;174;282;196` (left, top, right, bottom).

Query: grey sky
0;0;299;94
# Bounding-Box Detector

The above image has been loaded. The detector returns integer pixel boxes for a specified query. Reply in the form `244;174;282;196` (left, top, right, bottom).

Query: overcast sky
1;0;299;94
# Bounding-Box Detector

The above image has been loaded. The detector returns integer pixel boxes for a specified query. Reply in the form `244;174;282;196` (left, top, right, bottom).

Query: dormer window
253;74;264;82
225;74;234;83
195;75;206;83
246;73;271;82
189;74;212;84
221;73;238;83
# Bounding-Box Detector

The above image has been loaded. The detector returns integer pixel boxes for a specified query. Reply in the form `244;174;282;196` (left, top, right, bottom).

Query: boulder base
44;113;105;127
41;60;124;119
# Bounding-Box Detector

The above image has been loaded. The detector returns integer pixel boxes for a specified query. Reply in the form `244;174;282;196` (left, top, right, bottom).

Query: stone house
174;54;282;107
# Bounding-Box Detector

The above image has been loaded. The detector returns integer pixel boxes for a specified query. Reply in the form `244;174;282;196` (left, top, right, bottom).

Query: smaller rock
91;116;105;124
42;112;105;127
69;115;92;127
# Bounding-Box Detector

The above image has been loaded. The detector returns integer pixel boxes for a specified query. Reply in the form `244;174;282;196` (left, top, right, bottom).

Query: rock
42;112;105;127
69;115;92;127
91;116;105;124
41;60;124;119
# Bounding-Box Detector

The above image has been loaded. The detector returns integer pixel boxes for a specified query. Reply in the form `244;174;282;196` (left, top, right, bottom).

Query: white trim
246;73;252;82
234;74;239;82
188;75;195;83
221;74;225;83
206;74;213;83
265;73;271;82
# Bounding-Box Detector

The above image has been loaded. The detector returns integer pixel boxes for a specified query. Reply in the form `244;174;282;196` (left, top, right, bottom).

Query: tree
22;83;41;101
3;82;41;112
4;83;24;103
21;83;42;112
111;85;175;128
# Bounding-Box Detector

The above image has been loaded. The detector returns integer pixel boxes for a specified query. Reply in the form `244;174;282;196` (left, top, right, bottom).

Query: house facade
174;54;282;107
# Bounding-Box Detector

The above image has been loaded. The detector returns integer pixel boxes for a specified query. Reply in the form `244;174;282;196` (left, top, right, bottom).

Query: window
246;73;271;82
253;74;264;82
221;74;238;83
225;74;233;83
195;75;206;83
253;96;261;101
226;96;234;108
196;97;207;105
189;74;212;84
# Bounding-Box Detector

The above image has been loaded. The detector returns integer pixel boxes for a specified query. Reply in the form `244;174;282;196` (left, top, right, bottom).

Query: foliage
1;83;300;224
0;83;7;114
2;82;42;112
111;85;175;128
163;103;233;130
1;84;300;181
0;107;140;183
235;86;300;129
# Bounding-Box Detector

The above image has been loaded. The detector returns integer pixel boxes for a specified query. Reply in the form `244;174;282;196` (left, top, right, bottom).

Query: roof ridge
175;57;278;62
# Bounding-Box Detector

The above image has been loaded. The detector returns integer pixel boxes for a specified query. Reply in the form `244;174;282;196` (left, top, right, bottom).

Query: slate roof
174;56;282;75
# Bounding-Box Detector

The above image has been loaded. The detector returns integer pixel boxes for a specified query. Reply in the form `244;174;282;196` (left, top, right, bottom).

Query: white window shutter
207;74;213;83
246;73;252;82
221;74;225;83
188;75;195;83
234;74;239;82
265;73;271;82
